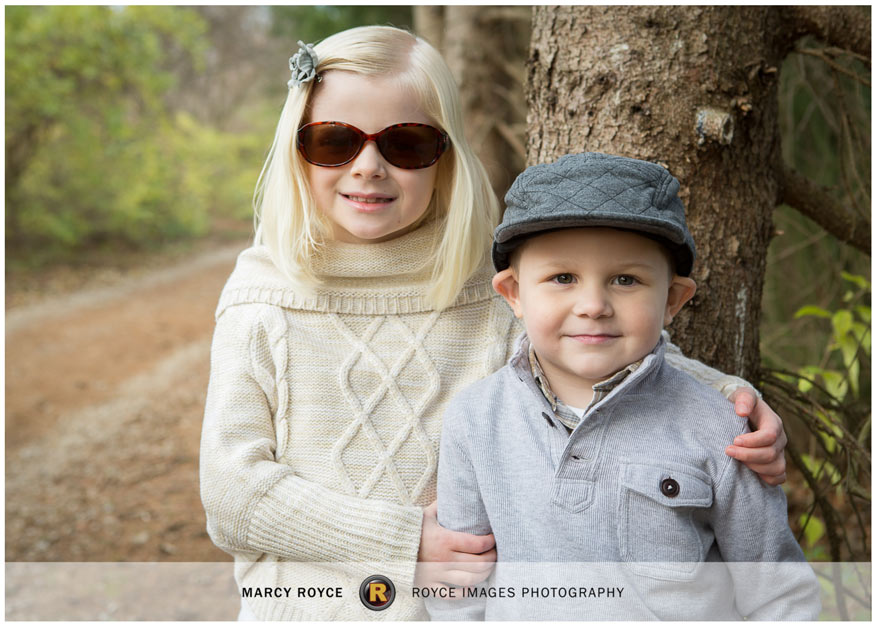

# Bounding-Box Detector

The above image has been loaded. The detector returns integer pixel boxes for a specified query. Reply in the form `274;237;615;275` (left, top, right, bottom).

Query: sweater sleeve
199;304;423;585
710;452;821;619
662;330;757;399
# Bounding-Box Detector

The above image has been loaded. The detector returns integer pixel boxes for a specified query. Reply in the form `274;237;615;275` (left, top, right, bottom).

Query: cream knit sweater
199;220;751;621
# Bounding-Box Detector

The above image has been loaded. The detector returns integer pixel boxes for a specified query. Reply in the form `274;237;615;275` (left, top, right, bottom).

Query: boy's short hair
493;153;696;276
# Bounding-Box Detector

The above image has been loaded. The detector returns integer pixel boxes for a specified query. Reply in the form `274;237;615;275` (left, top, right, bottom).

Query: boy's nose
350;140;388;179
571;286;612;318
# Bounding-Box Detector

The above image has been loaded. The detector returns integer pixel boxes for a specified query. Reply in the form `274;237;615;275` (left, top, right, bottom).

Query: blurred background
4;2;870;594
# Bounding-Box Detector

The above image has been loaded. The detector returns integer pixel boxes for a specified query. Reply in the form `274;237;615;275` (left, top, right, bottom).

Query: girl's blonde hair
253;25;499;310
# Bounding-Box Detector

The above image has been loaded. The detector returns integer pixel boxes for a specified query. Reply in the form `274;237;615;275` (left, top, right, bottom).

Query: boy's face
493;228;696;403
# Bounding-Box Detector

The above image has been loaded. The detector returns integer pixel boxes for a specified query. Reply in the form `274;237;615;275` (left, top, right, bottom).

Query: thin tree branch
784;442;845;561
823;46;871;66
780;6;871;59
494;120;527;160
778;163;870;255
797;48;871;86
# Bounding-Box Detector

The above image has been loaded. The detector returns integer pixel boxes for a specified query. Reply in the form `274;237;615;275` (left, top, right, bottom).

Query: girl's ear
664;276;697;325
492;268;523;318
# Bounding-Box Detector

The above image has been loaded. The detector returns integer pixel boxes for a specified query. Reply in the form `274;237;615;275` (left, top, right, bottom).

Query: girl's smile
340;192;396;212
305;71;439;244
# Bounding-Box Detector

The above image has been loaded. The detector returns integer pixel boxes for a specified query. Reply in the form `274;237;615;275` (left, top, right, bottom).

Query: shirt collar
528;340;644;426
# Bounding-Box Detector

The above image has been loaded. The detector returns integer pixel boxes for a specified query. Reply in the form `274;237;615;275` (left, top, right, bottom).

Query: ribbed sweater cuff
246;475;423;585
721;380;762;400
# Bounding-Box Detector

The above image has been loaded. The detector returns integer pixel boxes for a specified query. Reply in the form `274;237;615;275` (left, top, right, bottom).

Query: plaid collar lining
528;341;642;430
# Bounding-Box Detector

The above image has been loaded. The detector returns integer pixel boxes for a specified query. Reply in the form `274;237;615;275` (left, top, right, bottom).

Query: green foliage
762;42;869;570
5;6;259;262
14;109;265;256
793;273;870;402
765;273;870;563
270;6;413;44
5;5;421;265
762;44;870;375
167;111;268;224
780;40;870;212
798;511;825;548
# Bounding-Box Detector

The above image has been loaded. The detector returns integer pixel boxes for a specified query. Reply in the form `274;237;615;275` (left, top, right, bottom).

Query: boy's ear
665;276;697;325
492;268;523;318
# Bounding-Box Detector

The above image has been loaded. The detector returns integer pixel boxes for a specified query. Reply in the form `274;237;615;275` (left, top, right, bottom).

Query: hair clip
288;40;321;88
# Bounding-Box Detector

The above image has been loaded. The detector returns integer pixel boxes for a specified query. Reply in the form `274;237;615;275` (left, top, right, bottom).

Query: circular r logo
359;575;396;611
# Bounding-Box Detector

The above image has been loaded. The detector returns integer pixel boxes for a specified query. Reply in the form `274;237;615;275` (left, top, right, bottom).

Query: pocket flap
622;463;712;508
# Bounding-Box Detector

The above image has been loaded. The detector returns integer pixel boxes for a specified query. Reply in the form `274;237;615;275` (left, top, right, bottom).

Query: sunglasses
297;121;450;169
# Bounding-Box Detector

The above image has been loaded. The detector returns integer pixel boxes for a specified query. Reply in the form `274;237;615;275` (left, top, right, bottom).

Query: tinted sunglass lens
380;126;443;169
300;124;362;166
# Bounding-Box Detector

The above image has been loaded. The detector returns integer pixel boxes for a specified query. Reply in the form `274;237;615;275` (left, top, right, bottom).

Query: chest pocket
618;462;713;581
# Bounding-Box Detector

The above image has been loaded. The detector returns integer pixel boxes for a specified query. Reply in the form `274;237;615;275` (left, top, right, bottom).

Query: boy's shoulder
658;360;734;400
650;360;749;440
443;362;531;426
447;361;523;405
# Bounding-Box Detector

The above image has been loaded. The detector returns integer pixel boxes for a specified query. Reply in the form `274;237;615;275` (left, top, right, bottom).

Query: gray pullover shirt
427;336;819;620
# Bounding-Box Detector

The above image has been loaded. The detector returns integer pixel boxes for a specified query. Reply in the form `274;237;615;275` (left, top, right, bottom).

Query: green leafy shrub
762;273;870;563
6;6;264;265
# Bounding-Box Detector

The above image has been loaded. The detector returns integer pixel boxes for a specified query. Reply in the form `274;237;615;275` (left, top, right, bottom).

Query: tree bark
528;6;786;379
778;6;871;58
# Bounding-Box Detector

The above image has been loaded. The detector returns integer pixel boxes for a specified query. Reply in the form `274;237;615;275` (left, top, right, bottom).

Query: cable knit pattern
201;221;522;620
328;311;441;503
199;219;755;621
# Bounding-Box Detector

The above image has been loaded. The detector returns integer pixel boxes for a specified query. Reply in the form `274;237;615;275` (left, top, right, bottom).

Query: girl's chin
331;225;410;244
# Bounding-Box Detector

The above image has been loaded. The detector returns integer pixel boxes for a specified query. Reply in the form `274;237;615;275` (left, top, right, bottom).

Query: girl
200;26;787;621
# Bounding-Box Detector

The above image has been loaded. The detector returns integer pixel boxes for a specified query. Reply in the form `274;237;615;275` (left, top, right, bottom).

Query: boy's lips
567;333;620;344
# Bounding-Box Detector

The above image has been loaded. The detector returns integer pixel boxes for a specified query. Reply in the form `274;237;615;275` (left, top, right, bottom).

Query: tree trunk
418;6;530;199
527;6;787;379
412;5;444;51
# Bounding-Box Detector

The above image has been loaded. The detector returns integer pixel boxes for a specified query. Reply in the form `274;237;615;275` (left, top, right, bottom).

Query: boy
426;153;819;620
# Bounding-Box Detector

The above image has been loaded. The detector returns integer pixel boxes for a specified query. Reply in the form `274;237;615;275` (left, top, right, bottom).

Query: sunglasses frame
296;121;450;170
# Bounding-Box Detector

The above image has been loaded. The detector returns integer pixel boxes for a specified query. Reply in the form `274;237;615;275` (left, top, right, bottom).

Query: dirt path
6;244;244;568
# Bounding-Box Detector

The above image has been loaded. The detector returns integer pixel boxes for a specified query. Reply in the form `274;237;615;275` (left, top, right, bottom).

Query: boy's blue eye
553;273;574;284
614;275;637;286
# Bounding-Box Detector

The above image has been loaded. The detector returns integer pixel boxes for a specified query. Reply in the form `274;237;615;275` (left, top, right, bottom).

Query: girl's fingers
727;459;787;485
725;445;787;484
415;559;495;589
729;387;756;417
733;391;787;449
439;567;493;587
725;444;781;465
446;530;495;556
732;427;779;448
419;501;496;563
443;549;497;566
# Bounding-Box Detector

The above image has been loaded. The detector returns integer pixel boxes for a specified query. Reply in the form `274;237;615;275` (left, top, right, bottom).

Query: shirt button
660;478;680;497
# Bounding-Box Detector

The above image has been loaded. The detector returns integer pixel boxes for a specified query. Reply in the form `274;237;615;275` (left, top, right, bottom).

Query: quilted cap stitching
493;153;696;276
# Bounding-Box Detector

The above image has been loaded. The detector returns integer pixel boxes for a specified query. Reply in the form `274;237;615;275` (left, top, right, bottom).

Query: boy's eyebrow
533;259;660;272
612;261;660;272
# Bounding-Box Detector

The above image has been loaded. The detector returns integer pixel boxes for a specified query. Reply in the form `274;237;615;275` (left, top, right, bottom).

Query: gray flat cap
493;152;696;276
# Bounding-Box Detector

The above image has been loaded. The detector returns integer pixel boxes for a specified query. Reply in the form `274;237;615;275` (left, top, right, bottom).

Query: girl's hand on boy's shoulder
415;501;496;591
724;388;788;486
